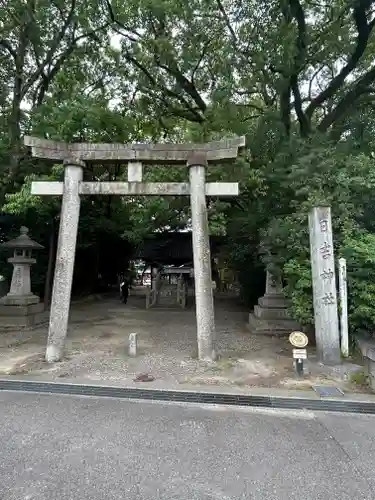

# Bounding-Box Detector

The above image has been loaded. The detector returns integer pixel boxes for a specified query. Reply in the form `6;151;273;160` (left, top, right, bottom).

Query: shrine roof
134;232;225;264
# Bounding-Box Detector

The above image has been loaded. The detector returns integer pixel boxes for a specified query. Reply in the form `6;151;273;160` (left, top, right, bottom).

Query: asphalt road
1;392;375;499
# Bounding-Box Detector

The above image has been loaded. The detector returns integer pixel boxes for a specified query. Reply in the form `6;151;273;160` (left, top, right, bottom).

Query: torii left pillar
47;160;83;362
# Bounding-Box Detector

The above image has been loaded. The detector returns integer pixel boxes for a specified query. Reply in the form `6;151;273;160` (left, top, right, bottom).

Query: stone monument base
248;292;300;337
0;302;48;330
248;313;300;337
0;293;40;306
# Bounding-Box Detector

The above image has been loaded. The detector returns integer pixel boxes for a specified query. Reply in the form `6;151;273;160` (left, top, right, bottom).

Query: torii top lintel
23;136;246;165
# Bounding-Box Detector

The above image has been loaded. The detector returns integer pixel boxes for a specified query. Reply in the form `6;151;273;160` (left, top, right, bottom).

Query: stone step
254;305;291;320
258;295;290;309
247;313;300;337
0;309;49;330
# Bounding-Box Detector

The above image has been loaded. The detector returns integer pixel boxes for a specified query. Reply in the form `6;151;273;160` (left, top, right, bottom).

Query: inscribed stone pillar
46;160;83;362
308;206;340;364
188;153;216;361
8;255;33;300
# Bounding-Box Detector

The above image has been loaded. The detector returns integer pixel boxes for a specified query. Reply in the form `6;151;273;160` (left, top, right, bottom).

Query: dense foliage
1;0;375;339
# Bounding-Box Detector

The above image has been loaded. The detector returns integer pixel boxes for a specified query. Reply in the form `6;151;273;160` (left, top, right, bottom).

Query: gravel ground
0;294;365;391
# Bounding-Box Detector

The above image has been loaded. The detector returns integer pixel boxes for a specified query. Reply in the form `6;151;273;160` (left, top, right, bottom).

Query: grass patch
349;370;369;387
208;358;236;372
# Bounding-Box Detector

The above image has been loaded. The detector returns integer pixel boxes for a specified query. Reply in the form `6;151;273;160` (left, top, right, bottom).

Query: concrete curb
1;379;375;414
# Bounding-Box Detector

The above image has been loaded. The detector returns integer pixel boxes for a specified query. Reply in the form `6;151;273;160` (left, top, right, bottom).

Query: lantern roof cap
0;226;44;250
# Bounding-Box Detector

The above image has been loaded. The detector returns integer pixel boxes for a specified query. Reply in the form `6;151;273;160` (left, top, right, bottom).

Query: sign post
289;331;309;376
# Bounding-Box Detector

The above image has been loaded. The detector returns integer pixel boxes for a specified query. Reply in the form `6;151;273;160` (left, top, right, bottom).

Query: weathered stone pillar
46;160;83;362
309;206;340;364
188;153;216;361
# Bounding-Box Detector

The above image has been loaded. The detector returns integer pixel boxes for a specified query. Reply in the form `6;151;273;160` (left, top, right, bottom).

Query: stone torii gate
24;135;245;363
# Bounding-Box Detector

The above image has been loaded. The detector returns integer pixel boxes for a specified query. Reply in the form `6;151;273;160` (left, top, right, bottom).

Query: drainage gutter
0;379;375;415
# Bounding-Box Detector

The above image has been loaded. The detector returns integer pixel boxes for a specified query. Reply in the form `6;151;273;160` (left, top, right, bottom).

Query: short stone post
46;160;83;363
188;152;216;361
128;332;138;356
308;207;340;364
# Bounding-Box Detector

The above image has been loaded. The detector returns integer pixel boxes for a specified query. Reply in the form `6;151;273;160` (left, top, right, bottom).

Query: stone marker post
188;153;216;361
338;257;349;358
308;206;340;364
46;160;83;362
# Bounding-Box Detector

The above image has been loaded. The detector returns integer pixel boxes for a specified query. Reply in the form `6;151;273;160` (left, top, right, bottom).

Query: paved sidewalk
1;390;374;499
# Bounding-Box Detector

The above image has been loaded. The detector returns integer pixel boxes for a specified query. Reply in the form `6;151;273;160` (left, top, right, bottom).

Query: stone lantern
0;227;46;329
247;270;301;336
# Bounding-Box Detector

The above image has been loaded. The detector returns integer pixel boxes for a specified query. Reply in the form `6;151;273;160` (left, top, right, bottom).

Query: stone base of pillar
0;294;40;306
258;295;289;309
247;293;300;337
0;302;48;330
247;313;300;337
